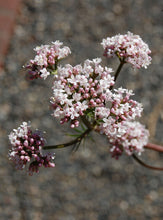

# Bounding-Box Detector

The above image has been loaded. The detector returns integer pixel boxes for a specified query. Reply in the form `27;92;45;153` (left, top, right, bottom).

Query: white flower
40;68;50;79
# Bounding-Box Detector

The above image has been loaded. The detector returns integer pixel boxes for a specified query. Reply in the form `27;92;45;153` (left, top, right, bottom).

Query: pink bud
21;150;26;155
24;140;28;147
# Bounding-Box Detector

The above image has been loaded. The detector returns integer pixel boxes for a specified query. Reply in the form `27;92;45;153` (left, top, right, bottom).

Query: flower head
24;41;71;80
101;32;152;69
99;119;149;158
8;122;55;175
51;58;114;128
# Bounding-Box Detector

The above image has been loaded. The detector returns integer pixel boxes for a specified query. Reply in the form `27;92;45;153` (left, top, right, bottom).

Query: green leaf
66;133;80;137
73;128;82;133
81;123;86;131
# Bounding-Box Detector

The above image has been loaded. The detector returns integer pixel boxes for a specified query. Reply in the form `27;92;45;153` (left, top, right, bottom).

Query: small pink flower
8;122;55;175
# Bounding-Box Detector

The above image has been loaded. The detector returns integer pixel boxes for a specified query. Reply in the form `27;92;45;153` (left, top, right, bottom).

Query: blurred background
0;0;163;219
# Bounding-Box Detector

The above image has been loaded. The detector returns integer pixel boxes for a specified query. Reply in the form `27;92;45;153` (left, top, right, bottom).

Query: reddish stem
132;154;163;171
132;142;163;171
144;143;163;153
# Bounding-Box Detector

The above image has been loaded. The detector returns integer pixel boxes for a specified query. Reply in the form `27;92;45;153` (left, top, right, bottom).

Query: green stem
54;59;58;70
43;127;92;150
80;115;94;130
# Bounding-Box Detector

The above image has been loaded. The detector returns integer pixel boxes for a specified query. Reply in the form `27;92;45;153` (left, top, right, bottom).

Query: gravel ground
0;0;163;219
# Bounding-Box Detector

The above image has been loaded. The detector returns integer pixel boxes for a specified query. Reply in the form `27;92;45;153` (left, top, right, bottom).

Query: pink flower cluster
95;88;143;121
51;57;147;156
101;31;152;69
10;33;151;166
94;88;148;157
8;122;55;175
25;41;71;80
99;120;149;158
51;58;115;128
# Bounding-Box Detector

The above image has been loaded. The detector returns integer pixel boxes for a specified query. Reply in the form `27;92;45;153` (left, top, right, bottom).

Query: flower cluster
50;55;148;157
99;120;149;158
24;41;71;80
8;122;55;175
51;58;143;129
94;88;146;157
95;88;143;121
101;31;152;69
9;32;152;174
51;58;114;128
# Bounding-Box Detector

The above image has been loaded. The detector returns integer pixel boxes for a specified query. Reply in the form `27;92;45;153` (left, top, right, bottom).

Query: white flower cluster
51;58;114;128
18;33;151;162
94;88;148;157
101;31;152;69
25;41;71;79
51;58;147;157
100;119;149;158
9;122;29;146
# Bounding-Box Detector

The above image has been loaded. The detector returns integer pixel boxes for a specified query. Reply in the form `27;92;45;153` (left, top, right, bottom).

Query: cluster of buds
8;122;55;175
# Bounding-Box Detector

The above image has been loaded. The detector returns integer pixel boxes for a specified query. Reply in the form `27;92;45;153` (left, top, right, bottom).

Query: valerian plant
8;32;163;175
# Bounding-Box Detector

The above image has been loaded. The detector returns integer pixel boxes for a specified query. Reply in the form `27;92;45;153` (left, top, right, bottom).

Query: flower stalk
144;143;163;152
132;154;163;171
109;60;125;90
43;127;93;150
113;59;125;82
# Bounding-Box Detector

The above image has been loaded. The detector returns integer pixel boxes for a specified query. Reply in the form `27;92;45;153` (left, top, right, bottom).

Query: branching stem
43;127;92;150
110;60;125;90
114;60;125;81
80;115;94;130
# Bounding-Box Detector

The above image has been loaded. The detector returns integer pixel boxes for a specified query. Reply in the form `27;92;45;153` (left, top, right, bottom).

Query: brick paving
0;0;21;71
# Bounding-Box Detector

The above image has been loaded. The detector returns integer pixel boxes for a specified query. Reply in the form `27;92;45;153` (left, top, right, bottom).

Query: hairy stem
43;127;92;150
132;154;163;171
